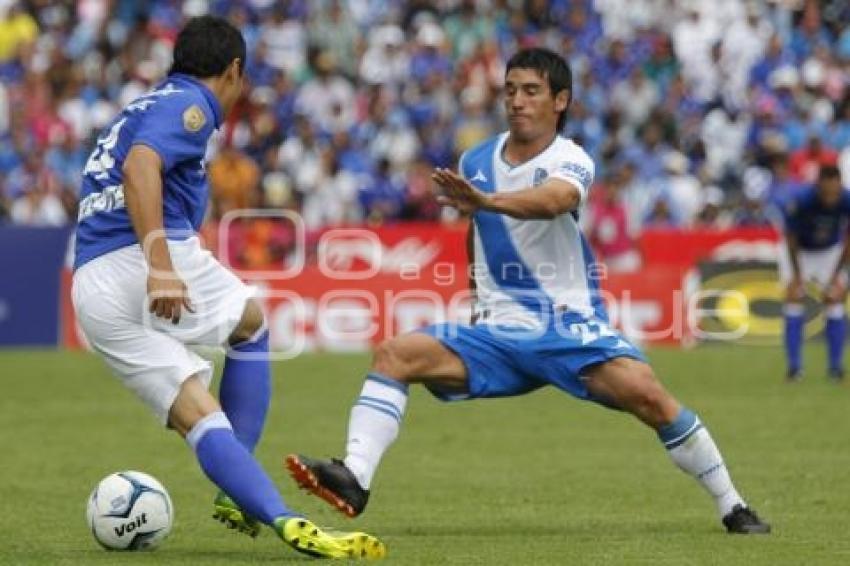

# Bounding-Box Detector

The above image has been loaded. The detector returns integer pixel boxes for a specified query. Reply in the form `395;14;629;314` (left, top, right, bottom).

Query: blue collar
168;73;224;128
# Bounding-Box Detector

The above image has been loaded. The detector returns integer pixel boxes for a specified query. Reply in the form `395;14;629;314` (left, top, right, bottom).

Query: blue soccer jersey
74;73;222;269
783;186;850;250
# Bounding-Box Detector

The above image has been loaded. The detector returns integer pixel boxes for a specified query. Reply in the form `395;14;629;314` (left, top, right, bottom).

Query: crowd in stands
0;0;848;270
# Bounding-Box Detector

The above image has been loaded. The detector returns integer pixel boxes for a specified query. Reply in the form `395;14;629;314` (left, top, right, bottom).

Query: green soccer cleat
274;516;387;560
212;491;261;538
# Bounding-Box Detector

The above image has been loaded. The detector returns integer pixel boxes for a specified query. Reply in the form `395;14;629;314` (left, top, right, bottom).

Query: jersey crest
532;167;548;187
183;105;206;132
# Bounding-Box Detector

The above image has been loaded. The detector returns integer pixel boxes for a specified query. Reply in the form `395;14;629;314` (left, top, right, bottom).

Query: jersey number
84;118;126;180
568;321;615;345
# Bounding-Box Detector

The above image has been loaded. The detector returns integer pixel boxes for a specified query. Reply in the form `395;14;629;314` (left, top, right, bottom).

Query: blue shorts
417;312;646;404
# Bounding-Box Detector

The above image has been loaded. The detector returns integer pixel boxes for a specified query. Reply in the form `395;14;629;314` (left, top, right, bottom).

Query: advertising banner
60;224;793;350
1;226;71;347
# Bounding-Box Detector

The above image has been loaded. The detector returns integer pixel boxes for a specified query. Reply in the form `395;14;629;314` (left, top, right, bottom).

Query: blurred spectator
296;50;355;134
209;147;260;215
301;146;360;230
309;0;361;78
360;24;409;88
610;68;659;130
360;157;405;223
0;0;845;244
788;134;839;183
587;170;640;273
661;151;702;227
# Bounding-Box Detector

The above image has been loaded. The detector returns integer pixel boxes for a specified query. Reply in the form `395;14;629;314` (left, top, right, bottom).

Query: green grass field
1;345;848;565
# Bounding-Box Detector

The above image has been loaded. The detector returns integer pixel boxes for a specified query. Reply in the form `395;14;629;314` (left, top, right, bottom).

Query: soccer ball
86;471;173;551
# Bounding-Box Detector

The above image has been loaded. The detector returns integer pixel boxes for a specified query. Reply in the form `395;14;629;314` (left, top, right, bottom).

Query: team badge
533;167;548;187
182;105;206;132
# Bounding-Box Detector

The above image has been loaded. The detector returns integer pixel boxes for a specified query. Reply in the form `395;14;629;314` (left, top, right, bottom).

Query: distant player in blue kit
72;16;385;559
780;165;850;382
287;48;770;535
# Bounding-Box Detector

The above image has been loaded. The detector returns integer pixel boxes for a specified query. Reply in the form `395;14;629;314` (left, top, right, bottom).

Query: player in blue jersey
287;48;770;535
71;16;385;559
780;165;850;382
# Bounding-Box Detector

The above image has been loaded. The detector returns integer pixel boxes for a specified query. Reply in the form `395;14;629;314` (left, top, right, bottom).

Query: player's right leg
287;331;470;517
287;323;541;517
779;244;805;381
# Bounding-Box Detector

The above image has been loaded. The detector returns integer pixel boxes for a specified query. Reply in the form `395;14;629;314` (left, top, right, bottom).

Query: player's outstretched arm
433;168;580;220
123;144;193;323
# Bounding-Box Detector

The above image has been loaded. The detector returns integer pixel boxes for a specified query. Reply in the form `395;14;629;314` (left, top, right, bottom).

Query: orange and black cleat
286;454;370;518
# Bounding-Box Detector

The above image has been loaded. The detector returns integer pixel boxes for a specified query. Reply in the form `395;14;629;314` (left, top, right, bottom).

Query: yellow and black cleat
275;516;386;560
212;491;261;538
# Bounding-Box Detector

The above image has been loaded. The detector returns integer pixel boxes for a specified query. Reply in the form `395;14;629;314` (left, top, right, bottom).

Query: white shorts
72;237;253;425
777;241;844;287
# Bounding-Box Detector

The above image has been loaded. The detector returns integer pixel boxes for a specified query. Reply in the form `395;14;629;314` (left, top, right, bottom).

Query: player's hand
432;168;489;215
147;271;194;325
786;276;805;302
825;276;847;303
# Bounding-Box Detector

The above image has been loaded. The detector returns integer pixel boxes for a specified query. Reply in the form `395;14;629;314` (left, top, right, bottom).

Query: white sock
665;423;745;517
344;374;409;490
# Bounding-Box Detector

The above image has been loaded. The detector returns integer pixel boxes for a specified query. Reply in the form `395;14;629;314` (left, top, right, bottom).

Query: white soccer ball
86;471;174;551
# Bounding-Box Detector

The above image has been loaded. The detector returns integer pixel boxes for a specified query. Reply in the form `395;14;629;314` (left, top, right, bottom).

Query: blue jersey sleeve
131;95;212;170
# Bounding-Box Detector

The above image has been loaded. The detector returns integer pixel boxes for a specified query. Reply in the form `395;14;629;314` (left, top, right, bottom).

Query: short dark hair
819;164;842;182
169;16;246;78
505;48;573;132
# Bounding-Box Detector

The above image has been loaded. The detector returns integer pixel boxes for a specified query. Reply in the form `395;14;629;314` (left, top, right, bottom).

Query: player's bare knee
229;299;265;345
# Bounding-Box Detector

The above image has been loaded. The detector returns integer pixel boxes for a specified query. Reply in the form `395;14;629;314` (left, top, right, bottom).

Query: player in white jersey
287;48;769;534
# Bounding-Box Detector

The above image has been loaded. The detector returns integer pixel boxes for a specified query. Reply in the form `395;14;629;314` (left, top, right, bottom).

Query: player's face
817;176;842;208
504;68;568;142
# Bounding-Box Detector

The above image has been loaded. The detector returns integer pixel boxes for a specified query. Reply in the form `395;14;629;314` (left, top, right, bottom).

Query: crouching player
71;16;385;560
781;165;850;382
286;48;770;535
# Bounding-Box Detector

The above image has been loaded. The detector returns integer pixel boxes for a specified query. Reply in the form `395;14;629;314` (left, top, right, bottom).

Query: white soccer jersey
459;132;600;327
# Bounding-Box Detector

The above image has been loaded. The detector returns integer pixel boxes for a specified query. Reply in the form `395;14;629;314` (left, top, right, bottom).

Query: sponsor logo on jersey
183;104;206;132
78;184;125;221
471;169;488;183
558;161;592;189
532;167;548;187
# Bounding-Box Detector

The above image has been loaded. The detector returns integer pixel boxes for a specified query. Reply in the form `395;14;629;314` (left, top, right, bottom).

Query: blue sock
221;329;270;452
825;304;846;372
188;412;297;525
656;407;702;448
784;305;804;373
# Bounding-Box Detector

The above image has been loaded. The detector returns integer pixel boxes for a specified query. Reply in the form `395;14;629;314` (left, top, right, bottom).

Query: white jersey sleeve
547;145;595;205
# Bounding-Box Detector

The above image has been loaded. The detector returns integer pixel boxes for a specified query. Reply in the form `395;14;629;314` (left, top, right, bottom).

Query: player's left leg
823;301;846;381
221;298;271;452
170;376;386;559
584;357;770;534
211;299;272;533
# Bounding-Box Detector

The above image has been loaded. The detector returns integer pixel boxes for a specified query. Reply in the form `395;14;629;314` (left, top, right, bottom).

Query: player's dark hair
506;48;572;132
819;164;841;181
169;16;246;78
